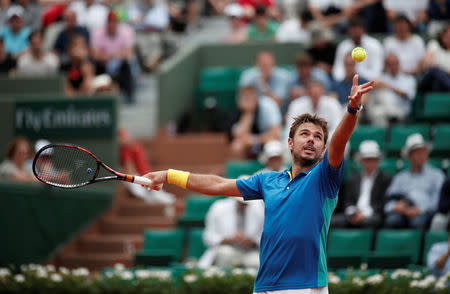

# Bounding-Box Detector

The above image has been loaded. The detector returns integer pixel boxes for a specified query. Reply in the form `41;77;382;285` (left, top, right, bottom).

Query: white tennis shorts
255;286;329;294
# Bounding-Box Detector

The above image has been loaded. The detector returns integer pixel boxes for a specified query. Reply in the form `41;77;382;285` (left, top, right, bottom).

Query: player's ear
288;137;293;152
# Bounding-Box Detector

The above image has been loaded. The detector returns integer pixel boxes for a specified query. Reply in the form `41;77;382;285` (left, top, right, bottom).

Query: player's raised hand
348;74;374;108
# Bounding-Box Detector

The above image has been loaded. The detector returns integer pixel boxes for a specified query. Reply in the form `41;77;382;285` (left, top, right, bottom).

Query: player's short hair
289;113;329;143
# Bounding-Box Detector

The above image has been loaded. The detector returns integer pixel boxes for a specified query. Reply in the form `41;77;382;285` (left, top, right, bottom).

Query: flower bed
0;263;449;294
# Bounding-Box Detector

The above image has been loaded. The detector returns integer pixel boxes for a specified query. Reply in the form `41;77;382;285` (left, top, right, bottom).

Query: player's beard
292;145;322;169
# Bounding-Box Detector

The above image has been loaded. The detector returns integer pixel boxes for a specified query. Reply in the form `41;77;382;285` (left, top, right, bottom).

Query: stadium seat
225;160;264;179
187;229;207;259
0;75;65;95
349;126;386;155
135;229;184;266
422;231;448;265
327;229;373;268
423;93;450;122
368;229;422;268
379;158;404;175
432;124;450;157
387;124;430;155
177;194;218;228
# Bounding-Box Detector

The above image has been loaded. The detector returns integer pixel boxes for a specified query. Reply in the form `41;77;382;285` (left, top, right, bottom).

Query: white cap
259;140;284;164
35;139;51;153
7;6;24;20
224;3;244;18
401;133;431;158
357;140;382;159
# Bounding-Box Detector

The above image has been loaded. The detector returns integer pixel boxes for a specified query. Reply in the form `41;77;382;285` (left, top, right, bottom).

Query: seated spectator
91;11;139;103
383;0;428;32
16;31;59;77
119;128;174;204
427;0;450;36
53;9;90;64
427;220;450;277
383;15;425;74
306;21;337;75
0;136;35;182
275;10;312;44
0;36;16;75
286;80;343;139
288;53;331;101
331;53;369;105
418;24;450;93
257;140;287;173
384;134;445;229
0;5;31;58
366;53;416;127
69;0;108;31
332;140;391;228
223;3;247;44
307;0;357;32
332;16;383;81
246;5;278;42
168;0;199;30
430;177;450;231
238;0;280;20
16;0;41;31
0;0;10;26
239;51;291;109
199;196;264;268
228;85;282;158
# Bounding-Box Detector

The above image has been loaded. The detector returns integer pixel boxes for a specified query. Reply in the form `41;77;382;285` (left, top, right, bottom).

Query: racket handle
133;176;153;186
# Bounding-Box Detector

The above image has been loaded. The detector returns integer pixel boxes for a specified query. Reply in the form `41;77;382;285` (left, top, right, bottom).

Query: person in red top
119;128;152;176
238;0;279;20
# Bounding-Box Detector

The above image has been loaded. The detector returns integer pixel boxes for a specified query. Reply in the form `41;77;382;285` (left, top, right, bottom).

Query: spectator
16;31;59;77
246;5;278;42
69;0;108;31
288;53;331;102
53;9;90;64
331;53;369;105
383;0;428;32
228;85;282;158
366;53;416;127
427;0;450;36
257;140;287;173
384;133;445;229
238;0;280;20
91;11;139;103
275;10;312;44
383;15;426;74
0;5;31;58
430;177;450;231
427;220;450;277
199;196;264;268
286;80;343;139
16;0;41;31
223;3;247;44
332;16;384;81
307;0;356;32
306;21;337;75
0;0;10;26
0;36;16;74
0;136;35;182
332;140;391;228
239;51;291;109
168;0;199;29
418;24;450;92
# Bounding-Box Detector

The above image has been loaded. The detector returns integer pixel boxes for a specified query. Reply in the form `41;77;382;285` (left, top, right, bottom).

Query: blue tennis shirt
236;150;344;292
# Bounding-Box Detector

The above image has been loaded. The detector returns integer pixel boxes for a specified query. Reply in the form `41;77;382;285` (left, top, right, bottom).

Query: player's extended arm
327;75;374;168
142;170;242;197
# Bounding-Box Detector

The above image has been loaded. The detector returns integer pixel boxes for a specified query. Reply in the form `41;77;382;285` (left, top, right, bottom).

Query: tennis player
143;74;374;294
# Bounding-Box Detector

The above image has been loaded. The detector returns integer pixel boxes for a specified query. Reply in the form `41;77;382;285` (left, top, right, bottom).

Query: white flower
105;272;114;278
185;260;198;269
203;267;225;278
28;264;37;270
51;273;62;282
410;280;419;288
120;270;133;280
423;275;437;284
232;268;244;275
352;277;365;286
36;267;48;278
390;269;411;279
15;274;25;283
59;267;70;275
150;270;171;281
412;271;421;279
360;263;368;271
20;265;27;271
135;270;152;279
46;265;56;272
183;274;198;283
0;268;11;277
72;268;89;277
435;281;446;290
366;274;383;285
114;263;125;272
328;273;341;284
244;267;258;277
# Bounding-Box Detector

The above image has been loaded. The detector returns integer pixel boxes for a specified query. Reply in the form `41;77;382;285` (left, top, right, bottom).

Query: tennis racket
32;143;155;189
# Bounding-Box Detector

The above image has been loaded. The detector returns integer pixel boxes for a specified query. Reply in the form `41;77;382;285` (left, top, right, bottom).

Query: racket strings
34;146;98;188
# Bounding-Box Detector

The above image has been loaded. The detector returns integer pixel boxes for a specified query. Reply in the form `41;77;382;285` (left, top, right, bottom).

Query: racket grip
133;176;153;186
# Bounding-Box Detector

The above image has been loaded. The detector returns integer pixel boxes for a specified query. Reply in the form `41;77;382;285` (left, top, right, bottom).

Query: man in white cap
223;3;247;44
257;140;287;173
384;133;445;229
0;5;31;57
332;140;391;228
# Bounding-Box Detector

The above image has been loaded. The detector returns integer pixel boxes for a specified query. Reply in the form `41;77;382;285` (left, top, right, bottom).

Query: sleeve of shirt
319;150;345;199
236;173;263;201
203;202;226;247
427;243;446;271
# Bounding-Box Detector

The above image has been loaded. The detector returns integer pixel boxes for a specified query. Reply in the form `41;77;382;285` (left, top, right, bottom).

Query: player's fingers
352;74;359;87
359;86;374;94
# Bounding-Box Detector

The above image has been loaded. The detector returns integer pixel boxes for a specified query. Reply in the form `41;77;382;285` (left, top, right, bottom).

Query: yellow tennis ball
351;47;366;62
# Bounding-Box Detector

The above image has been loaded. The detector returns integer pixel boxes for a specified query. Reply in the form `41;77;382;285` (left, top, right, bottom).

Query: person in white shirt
384;15;426;74
383;0;428;32
69;0;108;31
332;16;384;81
199;196;264;268
16;30;59;77
332;140;392;228
366;53;417;127
275;10;312;44
286;79;343;139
